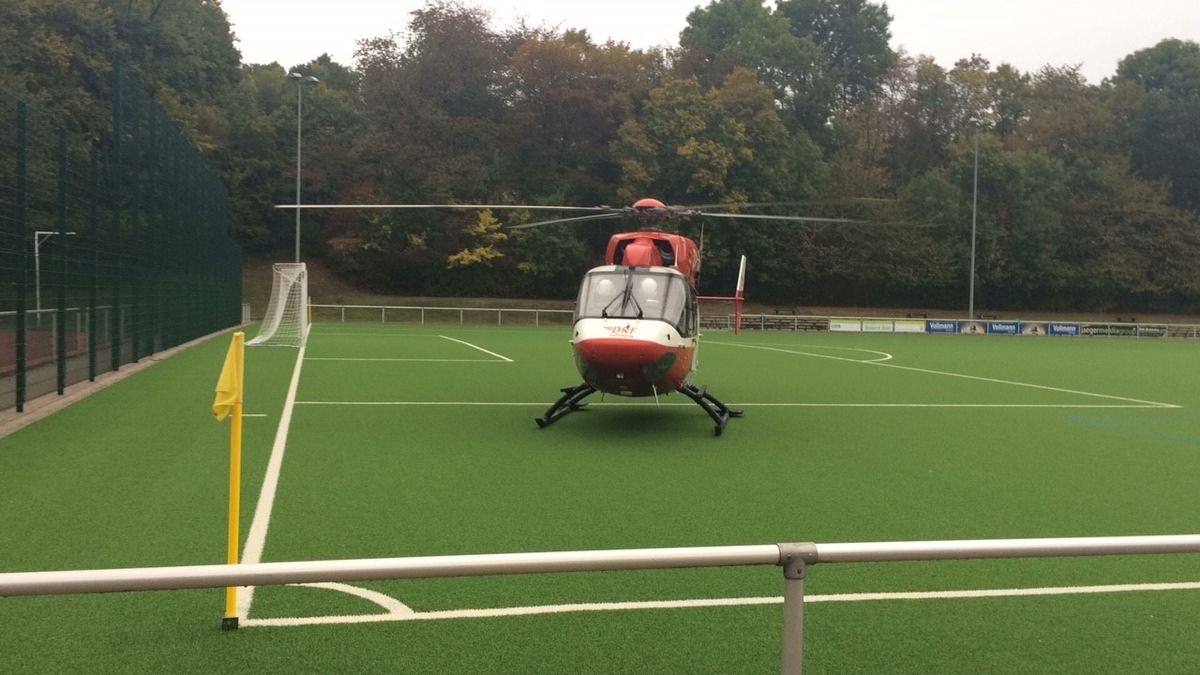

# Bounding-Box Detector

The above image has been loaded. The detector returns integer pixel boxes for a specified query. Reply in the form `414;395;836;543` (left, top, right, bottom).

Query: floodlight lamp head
288;71;302;80
304;76;320;85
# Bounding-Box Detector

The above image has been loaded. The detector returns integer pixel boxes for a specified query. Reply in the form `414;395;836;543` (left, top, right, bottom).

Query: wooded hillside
4;0;1199;312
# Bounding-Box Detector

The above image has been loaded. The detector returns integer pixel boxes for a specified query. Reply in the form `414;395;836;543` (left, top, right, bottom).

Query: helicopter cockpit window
576;268;690;331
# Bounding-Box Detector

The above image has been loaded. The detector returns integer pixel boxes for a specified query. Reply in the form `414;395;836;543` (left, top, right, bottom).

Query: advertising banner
894;320;926;333
926;320;959;334
1046;323;1080;336
1021;322;1048;336
830;319;862;332
986;321;1020;335
1137;325;1167;338
1081;324;1137;337
862;320;895;333
960;321;986;335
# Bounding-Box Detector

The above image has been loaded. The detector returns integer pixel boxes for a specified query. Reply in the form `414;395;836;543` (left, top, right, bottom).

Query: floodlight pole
289;72;319;263
968;129;979;320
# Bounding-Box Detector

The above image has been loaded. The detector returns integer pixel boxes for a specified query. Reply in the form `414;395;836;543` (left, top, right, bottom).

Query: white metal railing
303;303;1200;338
2;534;1198;673
309;304;574;327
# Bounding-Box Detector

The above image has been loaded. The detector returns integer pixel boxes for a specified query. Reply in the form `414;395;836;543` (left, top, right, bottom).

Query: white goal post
247;262;309;347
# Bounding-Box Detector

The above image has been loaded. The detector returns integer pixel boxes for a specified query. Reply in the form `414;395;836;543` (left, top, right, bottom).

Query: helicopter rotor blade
687;197;900;211
507;212;627;229
274;203;611;212
694;211;941;227
271;201;939;227
694;212;867;224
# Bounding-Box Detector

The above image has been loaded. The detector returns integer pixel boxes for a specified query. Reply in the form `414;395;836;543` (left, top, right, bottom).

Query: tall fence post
109;62;123;372
14;102;29;411
55;126;68;394
88;146;100;381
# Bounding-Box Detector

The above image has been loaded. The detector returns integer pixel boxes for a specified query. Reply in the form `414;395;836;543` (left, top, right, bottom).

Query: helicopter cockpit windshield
576;266;691;330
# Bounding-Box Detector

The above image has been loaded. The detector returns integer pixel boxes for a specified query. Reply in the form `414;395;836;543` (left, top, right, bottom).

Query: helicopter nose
642;352;677;381
574;336;685;397
577;338;662;367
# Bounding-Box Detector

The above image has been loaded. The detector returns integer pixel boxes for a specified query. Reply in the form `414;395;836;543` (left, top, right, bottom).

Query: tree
1115;39;1200;212
988;63;1032;138
675;0;831;135
881;55;957;185
504;30;665;205
335;2;516;291
0;0;116;134
775;0;893;107
355;1;513;203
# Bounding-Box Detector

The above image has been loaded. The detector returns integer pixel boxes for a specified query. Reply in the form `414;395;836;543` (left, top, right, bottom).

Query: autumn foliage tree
5;0;1200;311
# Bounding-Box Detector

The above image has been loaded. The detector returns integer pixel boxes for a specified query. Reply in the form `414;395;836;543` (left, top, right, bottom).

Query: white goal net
247;262;309;347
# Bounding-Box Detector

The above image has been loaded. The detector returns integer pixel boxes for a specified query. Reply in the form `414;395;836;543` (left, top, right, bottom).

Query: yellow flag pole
217;331;245;631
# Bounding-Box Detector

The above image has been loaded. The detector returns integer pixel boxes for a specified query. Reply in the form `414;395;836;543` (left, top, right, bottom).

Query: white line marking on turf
290;582;416;616
439;335;514;362
708;341;1180;409
239;580;1200;628
293;401;1168;409
237;339;308;620
305;358;504;362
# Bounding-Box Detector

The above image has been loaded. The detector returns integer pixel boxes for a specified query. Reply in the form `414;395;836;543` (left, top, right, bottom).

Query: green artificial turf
2;324;1199;673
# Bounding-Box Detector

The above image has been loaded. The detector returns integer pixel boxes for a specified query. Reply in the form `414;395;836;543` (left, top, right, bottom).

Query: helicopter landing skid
535;382;598;428
678;383;744;436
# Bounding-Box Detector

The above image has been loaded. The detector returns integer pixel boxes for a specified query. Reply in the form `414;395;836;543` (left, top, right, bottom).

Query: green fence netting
0;64;242;412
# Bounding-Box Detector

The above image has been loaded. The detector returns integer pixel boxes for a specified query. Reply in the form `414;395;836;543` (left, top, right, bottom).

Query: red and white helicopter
502;197;863;434
283;197;879;435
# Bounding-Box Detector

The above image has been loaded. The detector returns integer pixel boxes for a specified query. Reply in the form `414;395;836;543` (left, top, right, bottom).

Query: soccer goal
247;263;309;347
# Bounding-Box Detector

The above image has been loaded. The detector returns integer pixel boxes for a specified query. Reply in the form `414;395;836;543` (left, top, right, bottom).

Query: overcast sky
219;0;1200;84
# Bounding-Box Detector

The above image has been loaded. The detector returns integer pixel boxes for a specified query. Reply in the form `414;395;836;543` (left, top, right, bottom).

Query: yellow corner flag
214;331;245;631
213;331;245;421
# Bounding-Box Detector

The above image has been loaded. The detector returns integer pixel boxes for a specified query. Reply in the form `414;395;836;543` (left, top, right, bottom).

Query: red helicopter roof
605;231;700;287
632;198;667;210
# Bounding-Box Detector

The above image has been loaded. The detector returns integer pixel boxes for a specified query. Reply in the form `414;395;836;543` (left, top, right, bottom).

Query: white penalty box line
305;335;513;363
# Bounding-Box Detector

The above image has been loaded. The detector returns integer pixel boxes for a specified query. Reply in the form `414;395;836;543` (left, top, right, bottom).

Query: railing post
778;543;818;675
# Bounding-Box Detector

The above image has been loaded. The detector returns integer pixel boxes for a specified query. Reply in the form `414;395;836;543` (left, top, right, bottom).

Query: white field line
313;332;438;337
248;339;1176;621
305;358;503;363
237;341;308;619
707;341;1180;409
439;335;514;362
239;580;1200;628
293;401;1167;409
